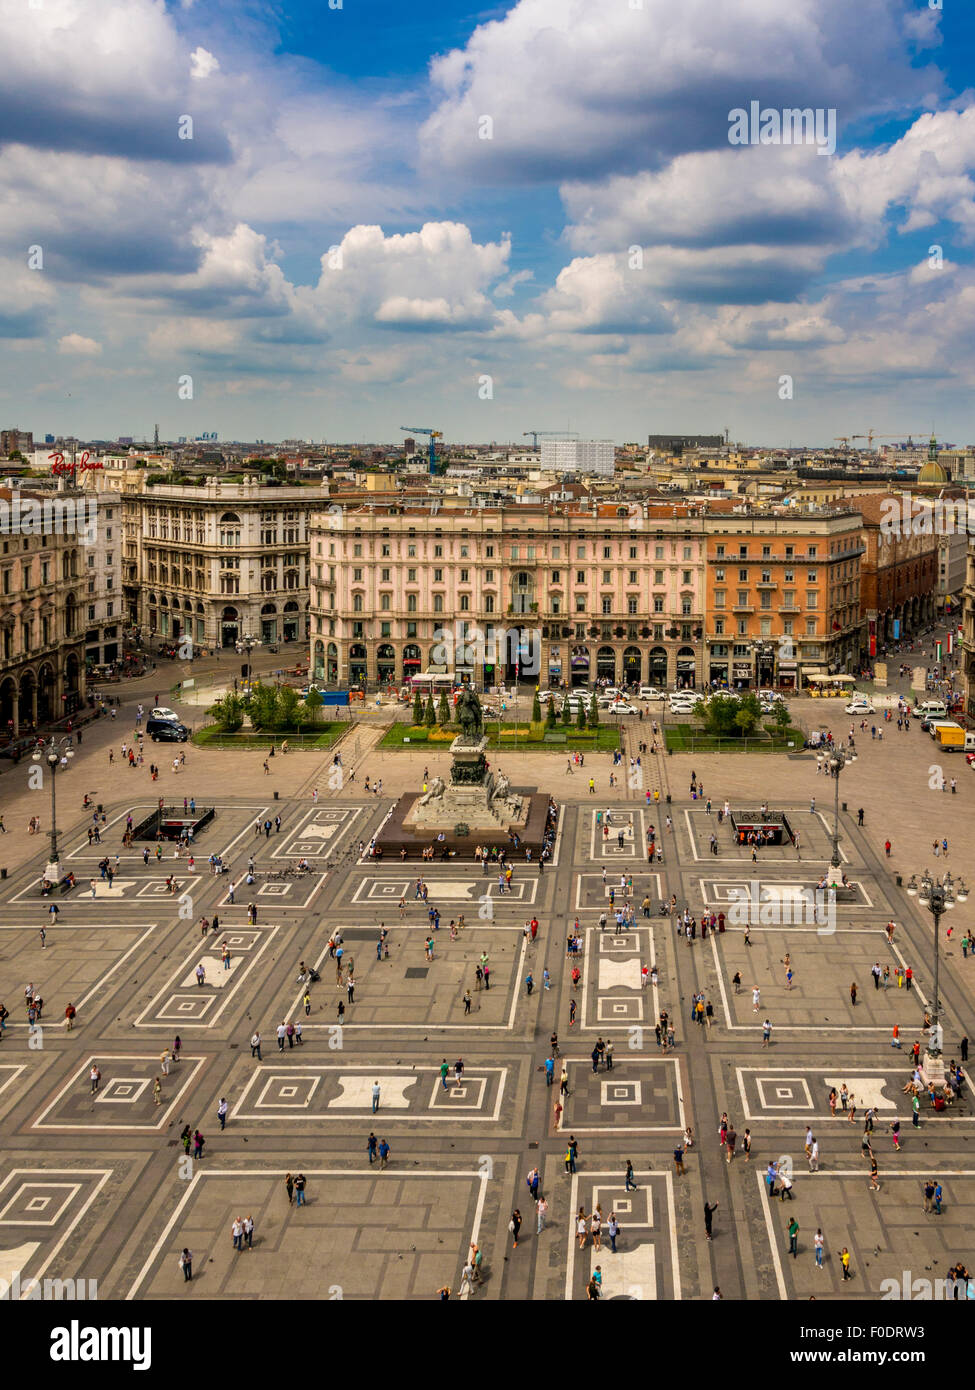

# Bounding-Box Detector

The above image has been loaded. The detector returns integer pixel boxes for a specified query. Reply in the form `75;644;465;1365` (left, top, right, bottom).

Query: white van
916;700;948;719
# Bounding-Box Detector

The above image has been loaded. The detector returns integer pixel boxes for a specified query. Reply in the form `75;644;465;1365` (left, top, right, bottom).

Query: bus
804;674;855;699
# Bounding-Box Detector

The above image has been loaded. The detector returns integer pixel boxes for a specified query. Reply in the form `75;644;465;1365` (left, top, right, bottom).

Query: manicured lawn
664;722;805;753
380;722;623;753
192;723;347;749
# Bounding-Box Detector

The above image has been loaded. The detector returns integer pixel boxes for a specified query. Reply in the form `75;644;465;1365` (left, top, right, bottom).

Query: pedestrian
762;1018;771;1048
509;1209;522;1249
788;1216;799;1258
367;1132;378;1164
217;1097;228;1130
814;1229;824;1269
250;1030;262;1059
372;1080;380;1113
379;1139;390;1169
704;1200;718;1241
841;1247;852;1281
850;981;857;1007
536;1195;548;1234
179;1248;192;1282
673;1143;685;1176
294;1172;306;1206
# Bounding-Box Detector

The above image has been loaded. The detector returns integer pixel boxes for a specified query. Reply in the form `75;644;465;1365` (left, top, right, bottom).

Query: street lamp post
912;870;968;1068
826;746;857;868
32;737;75;882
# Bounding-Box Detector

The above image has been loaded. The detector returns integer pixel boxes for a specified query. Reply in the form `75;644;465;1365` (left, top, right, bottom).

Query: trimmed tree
576;702;587;730
413;690;424;725
588;693;600;727
561;696;572;725
532;691;542;722
546;699;557;730
211;692;244;732
305;687;323;725
437;690;451;726
424;694;437;727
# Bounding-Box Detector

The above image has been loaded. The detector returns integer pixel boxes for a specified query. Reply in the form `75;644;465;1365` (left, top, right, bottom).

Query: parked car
149;722;189;742
150;707;179;722
845;701;875;715
639;686;665;700
608;702;638;716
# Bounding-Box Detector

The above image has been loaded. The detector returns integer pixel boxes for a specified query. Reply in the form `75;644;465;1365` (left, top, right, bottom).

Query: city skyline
3;0;975;444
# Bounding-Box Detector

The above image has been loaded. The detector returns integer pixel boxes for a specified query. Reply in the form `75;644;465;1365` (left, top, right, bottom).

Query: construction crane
523;430;579;449
401;426;443;475
833;437;852;449
852;431;930;449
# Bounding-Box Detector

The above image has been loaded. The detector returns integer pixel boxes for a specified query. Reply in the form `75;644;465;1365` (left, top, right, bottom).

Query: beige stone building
308;500;708;689
0;487;87;735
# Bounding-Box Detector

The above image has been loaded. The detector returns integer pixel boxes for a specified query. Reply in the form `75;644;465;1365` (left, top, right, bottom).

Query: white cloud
189;46;220;80
58;333;101;355
420;0;942;184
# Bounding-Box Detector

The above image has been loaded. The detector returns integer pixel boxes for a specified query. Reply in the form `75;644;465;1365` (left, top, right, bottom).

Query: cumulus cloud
419;0;942;184
190;47;220;80
58;333;101;355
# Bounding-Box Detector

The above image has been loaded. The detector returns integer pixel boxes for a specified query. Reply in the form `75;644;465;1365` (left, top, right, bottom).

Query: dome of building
917;459;949;485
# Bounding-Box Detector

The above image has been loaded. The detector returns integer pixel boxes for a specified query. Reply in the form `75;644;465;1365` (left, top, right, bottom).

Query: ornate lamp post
32;736;75;882
910;870;968;1069
825;745;857;868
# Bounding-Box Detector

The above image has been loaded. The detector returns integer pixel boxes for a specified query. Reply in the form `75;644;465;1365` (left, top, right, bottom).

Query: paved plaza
0;685;974;1300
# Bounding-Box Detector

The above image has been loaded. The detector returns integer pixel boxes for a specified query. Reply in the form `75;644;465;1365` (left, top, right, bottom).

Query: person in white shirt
809;1138;820;1172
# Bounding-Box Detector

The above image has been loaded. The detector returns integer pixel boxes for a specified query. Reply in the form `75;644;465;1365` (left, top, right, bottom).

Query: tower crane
523;430;579;449
401;426;443;475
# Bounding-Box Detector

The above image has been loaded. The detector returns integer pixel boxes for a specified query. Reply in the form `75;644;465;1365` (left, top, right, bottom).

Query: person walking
294;1172;306;1206
536;1195;548;1234
788;1216;799;1259
625;1159;636;1191
840;1247;852;1281
250;1030;262;1059
179;1248;192;1282
814;1229;824;1269
217;1097;228;1130
704;1200;718;1241
509;1208;522;1249
372;1080;381;1113
378;1138;390;1169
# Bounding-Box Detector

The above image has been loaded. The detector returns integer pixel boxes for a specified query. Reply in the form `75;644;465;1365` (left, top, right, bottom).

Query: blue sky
3;0;975;447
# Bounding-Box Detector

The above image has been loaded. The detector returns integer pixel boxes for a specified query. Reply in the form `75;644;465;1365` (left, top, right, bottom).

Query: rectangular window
716;544;725;558
628;570;637;584
714;591;725;607
486;545;494;558
714;618;724;635
683;546;691;560
576;570;585;584
407;544;416;558
603;546;612;560
655;545;664;560
628;597;638;615
434;545;443;558
460;569;469;583
551;570;560;584
381;568;390;583
682;570;691;584
806;591;818;608
408;568;417;582
510;547;519;560
575;597;586;612
602;597;612;615
381;544;391;558
737;619;747;636
353;544;362;557
629;546;637;560
654;569;664;585
434;568;443;583
602;570;611;584
577;545;586;559
653;596;664;613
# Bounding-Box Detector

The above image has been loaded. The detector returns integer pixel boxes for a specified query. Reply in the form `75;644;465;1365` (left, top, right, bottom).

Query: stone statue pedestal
403;734;529;835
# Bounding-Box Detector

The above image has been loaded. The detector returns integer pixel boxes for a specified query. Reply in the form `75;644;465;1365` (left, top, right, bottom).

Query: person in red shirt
906;966;913;990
